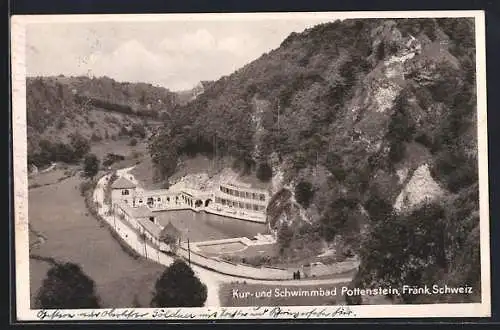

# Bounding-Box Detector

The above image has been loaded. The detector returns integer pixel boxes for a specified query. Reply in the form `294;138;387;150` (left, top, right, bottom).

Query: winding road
93;166;354;307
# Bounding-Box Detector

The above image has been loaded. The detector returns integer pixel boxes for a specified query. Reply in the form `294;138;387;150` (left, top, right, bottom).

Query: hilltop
26;75;178;167
149;18;479;303
175;81;213;105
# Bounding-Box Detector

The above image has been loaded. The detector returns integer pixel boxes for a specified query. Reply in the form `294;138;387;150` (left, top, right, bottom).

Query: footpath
92;167;355;308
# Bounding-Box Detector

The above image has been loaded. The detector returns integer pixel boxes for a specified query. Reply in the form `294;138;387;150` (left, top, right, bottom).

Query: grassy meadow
28;140;165;308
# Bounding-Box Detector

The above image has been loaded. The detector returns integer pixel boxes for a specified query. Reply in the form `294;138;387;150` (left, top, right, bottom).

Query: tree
326;151;346;181
83;154;100;179
256;162;273;182
277;223;294;250
69;133;91;161
355;202;447;303
320;197;359;242
364;193;393;223
160;232;179;254
35;262;100;309
294;181;314;209
151;259;207;307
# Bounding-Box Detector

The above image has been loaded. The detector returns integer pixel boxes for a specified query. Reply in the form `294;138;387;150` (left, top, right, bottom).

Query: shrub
294;181;314;209
256;162;273;182
103;153;126;167
79;180;95;197
129;138;138;146
388;141;406;163
83;154;100;179
277;223;294;250
431;149;478;193
131;151;143;159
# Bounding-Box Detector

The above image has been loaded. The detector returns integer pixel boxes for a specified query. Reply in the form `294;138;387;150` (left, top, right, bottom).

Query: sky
25;15;339;91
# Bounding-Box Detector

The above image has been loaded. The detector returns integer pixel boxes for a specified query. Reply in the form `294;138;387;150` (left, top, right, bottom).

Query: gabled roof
131;205;154;218
111;176;137;189
138;218;162;238
119;204;153;218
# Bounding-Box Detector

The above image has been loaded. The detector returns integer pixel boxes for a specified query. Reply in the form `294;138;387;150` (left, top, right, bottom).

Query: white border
11;10;490;321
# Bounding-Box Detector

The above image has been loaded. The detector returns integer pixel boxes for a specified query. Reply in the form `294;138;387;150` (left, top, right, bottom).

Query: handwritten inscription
35;306;356;321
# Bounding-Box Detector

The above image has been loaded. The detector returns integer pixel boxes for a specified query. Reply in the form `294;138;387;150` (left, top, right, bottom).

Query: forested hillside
26;75;177;167
149;18;480;303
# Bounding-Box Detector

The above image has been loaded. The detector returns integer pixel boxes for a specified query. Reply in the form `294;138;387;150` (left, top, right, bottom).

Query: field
28;166;79;189
28;166;165;308
129;155;163;189
219;282;350;307
90;138;148;160
91;137;149;171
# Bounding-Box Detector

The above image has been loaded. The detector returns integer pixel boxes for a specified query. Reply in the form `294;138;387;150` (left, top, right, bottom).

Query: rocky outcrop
393;163;445;212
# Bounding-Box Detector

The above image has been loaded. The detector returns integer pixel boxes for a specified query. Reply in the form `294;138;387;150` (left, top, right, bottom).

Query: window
157;198;161;201
245;192;251;199
253;204;259;211
259;205;265;211
138;199;143;204
122;189;129;196
252;193;257;200
246;203;252;210
260;194;266;201
239;202;244;209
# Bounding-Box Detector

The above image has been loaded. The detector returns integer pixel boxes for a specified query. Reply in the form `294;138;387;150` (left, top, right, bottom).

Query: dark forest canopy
149;17;479;303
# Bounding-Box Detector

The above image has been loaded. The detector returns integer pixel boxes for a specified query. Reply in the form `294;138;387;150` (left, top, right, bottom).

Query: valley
25;16;481;308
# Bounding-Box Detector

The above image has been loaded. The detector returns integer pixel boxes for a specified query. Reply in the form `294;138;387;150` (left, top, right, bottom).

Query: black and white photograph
11;11;490;320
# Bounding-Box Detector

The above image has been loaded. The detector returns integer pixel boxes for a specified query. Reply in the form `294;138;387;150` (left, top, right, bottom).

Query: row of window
214;197;266;212
219;186;266;201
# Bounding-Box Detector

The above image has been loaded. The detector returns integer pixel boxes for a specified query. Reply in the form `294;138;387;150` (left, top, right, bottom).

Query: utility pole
187;217;192;266
187;237;191;266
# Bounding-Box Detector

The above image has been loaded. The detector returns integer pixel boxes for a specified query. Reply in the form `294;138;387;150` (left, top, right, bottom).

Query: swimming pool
155;210;269;242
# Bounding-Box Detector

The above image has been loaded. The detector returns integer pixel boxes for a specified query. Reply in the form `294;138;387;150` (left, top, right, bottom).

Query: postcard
11;10;490;321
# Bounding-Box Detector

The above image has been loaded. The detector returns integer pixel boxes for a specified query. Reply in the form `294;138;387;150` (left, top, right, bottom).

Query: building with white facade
110;176;270;223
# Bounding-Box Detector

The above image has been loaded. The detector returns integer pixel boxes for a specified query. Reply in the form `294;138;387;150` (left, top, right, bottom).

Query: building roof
138;218;162;238
181;188;212;199
119;204;153;218
159;221;181;240
111;177;137;189
131;205;154;218
136;189;171;197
